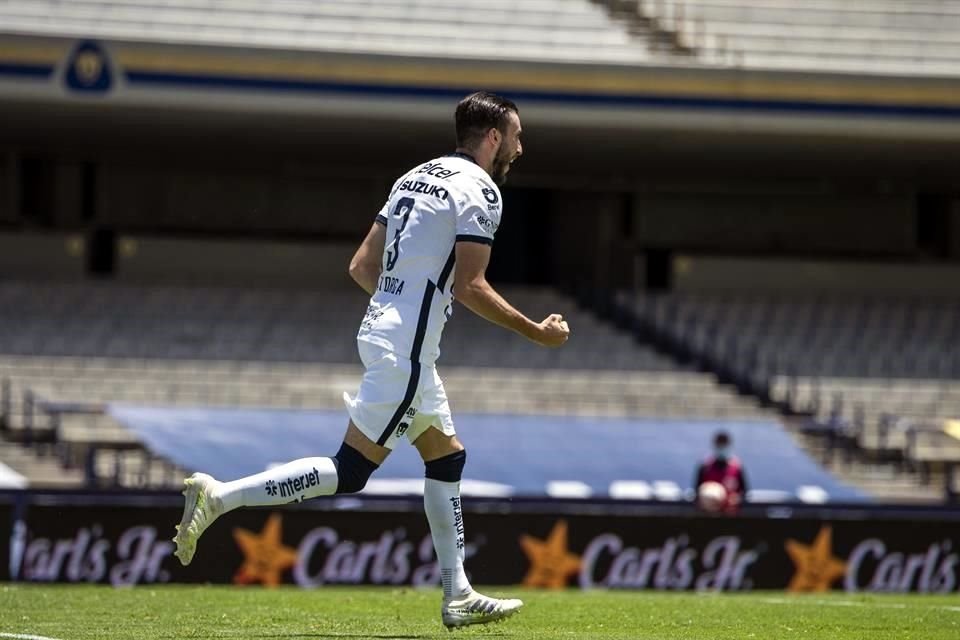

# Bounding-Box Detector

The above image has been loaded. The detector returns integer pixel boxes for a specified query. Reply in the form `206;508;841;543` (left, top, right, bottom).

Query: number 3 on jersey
384;197;414;272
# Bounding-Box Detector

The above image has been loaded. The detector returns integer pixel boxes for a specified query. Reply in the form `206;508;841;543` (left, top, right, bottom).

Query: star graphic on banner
785;525;848;592
520;520;582;589
233;513;298;587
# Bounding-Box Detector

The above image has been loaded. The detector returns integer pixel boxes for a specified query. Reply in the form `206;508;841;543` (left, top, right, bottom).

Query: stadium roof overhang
1;35;959;187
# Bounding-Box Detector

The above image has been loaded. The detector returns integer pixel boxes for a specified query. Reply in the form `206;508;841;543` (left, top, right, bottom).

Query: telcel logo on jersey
416;162;460;180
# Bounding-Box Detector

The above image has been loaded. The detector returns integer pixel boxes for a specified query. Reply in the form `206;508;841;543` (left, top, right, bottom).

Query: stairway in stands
785;418;945;504
0;441;84;488
612;289;956;503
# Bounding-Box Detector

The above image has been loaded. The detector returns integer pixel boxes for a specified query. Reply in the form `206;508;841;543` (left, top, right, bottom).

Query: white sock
424;478;472;600
214;457;339;512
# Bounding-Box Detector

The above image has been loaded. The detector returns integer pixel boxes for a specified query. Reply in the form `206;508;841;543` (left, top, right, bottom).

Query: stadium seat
0;280;768;488
632;0;960;73
0;0;658;64
616;289;960;471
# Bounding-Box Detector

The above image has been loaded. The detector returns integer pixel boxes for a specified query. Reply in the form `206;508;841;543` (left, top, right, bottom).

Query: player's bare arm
453;241;569;347
349;222;387;295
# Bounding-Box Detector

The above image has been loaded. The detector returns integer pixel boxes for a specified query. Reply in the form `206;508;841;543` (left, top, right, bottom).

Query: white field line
759;597;959;612
0;634;65;640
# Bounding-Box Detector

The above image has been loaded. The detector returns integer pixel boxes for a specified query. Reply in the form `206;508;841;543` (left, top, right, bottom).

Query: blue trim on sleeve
375;215;387;226
456;234;494;246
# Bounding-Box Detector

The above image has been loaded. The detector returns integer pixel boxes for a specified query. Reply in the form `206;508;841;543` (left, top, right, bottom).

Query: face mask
714;446;730;460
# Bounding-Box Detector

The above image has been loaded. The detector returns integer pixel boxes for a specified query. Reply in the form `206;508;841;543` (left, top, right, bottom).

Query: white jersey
357;153;502;365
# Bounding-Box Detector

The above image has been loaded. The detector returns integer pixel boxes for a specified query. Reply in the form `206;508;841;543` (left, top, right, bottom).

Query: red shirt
696;456;748;513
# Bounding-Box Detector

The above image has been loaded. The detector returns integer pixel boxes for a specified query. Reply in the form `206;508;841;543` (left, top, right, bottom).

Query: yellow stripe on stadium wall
111;46;960;108
1;36;959;110
0;42;67;65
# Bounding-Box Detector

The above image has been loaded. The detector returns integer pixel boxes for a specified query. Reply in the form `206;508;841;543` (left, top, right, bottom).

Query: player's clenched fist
534;313;570;347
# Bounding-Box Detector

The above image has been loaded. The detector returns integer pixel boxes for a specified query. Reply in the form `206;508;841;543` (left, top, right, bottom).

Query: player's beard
491;145;513;186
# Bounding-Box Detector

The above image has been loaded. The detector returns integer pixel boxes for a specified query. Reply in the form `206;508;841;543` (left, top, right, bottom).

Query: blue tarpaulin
108;406;865;502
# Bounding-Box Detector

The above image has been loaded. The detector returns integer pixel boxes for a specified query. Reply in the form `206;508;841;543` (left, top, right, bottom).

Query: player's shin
423;450;471;600
216;457;339;511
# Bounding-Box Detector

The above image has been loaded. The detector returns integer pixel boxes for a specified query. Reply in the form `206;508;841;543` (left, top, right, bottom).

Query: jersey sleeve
375;200;388;226
376;174;409;226
455;178;502;245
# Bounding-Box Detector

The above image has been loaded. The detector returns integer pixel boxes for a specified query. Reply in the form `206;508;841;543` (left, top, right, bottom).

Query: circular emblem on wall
64;41;113;93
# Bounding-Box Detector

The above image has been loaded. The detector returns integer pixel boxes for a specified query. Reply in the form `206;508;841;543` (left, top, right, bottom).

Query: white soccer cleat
441;591;524;629
173;472;223;566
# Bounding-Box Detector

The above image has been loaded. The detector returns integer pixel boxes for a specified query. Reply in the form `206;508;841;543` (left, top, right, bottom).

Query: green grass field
2;585;958;640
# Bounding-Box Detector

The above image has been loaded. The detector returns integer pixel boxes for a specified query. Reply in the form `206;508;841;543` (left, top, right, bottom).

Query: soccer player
172;91;570;628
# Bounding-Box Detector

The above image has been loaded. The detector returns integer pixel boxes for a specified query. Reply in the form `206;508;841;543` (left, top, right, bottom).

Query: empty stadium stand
615;289;960;501
0;279;765;489
0;274;942;501
7;0;956;75
0;0;665;64
0;280;684;368
621;0;960;75
6;0;954;76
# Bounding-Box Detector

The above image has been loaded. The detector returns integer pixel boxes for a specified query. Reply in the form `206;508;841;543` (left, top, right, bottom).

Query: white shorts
343;341;455;450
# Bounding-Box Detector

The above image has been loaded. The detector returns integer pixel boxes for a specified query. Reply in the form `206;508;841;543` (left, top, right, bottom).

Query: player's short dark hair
455;91;519;149
714;431;731;447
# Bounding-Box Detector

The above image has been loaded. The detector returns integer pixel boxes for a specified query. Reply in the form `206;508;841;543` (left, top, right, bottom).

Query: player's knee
424;449;467;483
332;443;379;494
